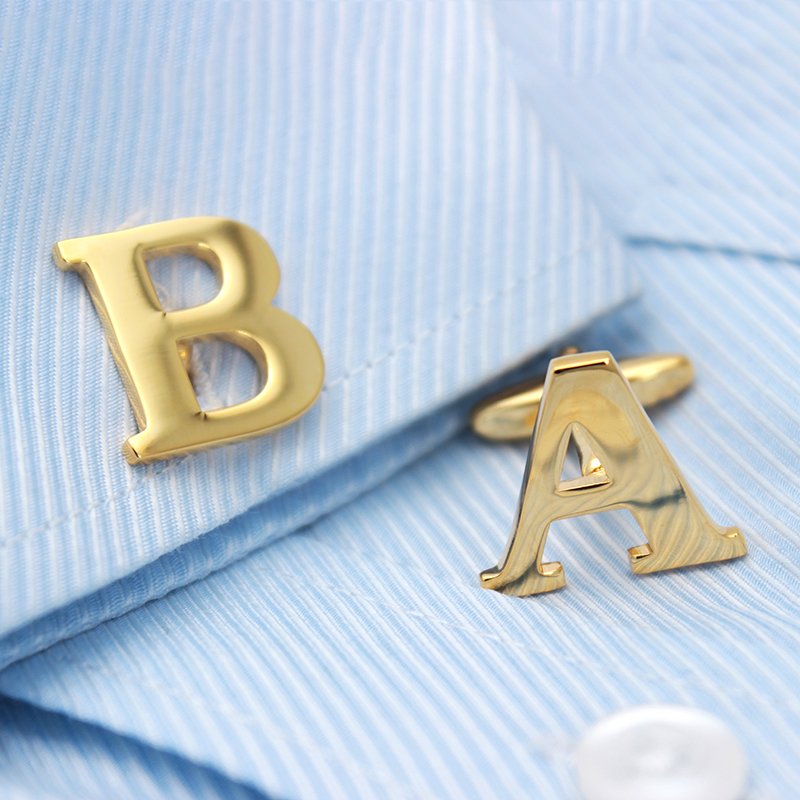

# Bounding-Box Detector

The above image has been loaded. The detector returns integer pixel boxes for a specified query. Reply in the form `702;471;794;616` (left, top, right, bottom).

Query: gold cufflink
471;350;694;442
474;350;746;596
54;217;324;464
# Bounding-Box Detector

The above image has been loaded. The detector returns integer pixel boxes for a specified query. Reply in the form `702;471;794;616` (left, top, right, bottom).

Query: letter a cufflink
54;217;324;464
474;351;747;597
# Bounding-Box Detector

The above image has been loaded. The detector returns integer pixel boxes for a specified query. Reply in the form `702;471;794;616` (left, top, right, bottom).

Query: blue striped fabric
493;1;800;258
3;2;800;798
3;245;798;798
0;2;631;642
0;697;263;800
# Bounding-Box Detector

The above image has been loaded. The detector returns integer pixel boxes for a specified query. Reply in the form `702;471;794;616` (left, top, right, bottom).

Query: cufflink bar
470;352;694;442
478;350;746;597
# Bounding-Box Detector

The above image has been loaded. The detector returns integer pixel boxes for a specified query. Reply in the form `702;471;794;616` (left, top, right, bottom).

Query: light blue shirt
1;3;798;798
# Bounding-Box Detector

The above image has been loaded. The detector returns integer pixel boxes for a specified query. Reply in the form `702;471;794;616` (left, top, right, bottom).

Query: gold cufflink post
477;350;746;597
471;352;694;442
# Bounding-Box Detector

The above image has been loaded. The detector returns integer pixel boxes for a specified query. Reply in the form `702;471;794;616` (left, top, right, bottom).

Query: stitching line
3;234;616;548
14;555;795;759
0;430;442;666
257;563;800;710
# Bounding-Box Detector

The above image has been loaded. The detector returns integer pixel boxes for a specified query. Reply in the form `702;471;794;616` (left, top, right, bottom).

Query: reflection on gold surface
479;351;746;596
54;217;324;464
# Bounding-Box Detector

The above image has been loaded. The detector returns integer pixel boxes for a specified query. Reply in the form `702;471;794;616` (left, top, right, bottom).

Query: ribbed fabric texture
0;697;264;800
493;1;800;257
0;2;631;638
3;3;800;799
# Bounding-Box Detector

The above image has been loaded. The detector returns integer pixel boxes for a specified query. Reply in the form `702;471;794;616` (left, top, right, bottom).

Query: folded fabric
0;696;264;800
493;1;800;258
3;3;800;799
3;244;799;798
0;2;632;650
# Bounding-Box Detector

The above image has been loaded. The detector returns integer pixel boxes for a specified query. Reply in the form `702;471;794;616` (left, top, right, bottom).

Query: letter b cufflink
474;351;747;597
54;217;324;464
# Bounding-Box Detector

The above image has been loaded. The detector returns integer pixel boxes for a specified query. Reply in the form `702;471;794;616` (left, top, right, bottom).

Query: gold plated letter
480;351;746;596
54;217;324;464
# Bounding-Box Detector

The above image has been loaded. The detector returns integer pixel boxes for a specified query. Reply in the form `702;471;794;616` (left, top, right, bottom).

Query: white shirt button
576;705;748;800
